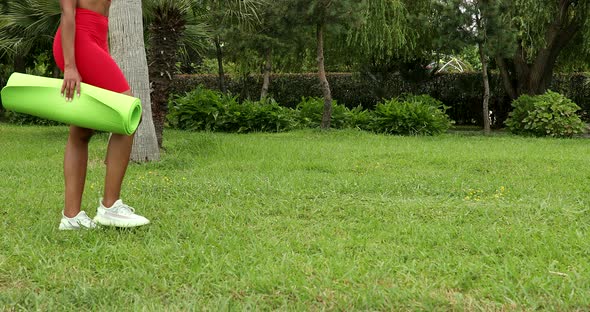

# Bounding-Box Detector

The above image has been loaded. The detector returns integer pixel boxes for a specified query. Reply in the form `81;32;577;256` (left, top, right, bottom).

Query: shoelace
75;213;97;228
113;203;136;215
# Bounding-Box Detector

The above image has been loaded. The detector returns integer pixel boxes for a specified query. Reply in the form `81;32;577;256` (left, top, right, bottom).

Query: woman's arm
59;0;81;101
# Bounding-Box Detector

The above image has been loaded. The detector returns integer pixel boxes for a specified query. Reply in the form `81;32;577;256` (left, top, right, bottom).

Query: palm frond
0;0;60;55
181;22;212;55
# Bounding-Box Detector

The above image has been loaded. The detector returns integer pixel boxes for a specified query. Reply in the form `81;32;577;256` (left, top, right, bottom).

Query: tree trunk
147;9;185;149
495;56;516;99
260;47;272;100
215;37;227;94
109;0;160;162
496;1;582;99
317;22;332;130
478;42;490;134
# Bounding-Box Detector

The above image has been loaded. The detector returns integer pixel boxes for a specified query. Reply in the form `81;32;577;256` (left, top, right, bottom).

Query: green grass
1;123;590;310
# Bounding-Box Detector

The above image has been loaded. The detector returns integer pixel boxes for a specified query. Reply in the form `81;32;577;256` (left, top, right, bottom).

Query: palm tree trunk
147;7;185;149
109;0;160;162
317;22;332;130
260;47;272;100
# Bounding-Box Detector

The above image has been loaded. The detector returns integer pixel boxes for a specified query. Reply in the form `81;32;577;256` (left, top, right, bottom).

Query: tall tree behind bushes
438;0;511;134
285;0;362;129
221;0;309;99
346;0;440;98
196;0;266;94
495;0;590;98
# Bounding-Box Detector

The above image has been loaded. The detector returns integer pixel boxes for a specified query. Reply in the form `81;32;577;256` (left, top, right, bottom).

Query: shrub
167;86;238;131
220;97;296;133
505;91;586;138
295;97;351;129
370;95;453;135
344;105;371;130
167;86;295;133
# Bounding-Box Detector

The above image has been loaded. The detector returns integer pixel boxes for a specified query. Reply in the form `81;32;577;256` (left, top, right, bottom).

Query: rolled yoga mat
0;72;142;135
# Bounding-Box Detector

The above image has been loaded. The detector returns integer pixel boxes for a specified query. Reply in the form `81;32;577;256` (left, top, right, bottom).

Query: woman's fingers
61;81;67;98
61;79;81;101
67;80;74;101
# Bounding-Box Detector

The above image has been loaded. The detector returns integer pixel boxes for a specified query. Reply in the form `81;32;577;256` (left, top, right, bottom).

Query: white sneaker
59;211;98;230
93;199;150;228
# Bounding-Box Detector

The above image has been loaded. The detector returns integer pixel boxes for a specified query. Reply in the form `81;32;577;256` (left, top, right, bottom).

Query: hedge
171;72;590;127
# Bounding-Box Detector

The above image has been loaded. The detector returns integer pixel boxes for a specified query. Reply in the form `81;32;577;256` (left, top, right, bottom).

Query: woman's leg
102;90;135;208
64;126;94;217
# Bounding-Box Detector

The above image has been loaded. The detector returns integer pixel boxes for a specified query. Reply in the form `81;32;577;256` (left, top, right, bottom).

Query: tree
222;1;301;99
496;0;590;98
346;0;439;99
196;0;266;93
142;0;210;148
110;0;160;162
142;0;188;149
249;3;293;100
438;0;509;133
286;0;361;129
347;0;427;64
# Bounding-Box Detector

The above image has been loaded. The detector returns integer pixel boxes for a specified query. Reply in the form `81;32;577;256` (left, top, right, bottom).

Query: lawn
1;123;589;310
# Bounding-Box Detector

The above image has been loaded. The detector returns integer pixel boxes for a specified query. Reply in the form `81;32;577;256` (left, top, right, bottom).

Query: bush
167;86;295;133
167;86;237;131
221;97;296;133
296;97;346;129
370;95;453;135
171;73;590;127
295;97;370;129
344;105;372;130
505;91;586;138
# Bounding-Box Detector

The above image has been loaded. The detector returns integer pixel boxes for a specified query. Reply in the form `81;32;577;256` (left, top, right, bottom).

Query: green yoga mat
0;73;142;135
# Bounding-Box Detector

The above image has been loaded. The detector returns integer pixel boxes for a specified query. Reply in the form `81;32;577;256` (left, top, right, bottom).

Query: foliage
370;95;453;135
347;0;434;63
296;97;345;129
167;88;451;135
0;0;61;59
295;97;372;130
344;105;372;130
507;1;590;61
142;0;211;63
167;86;238;131
167;86;295;132
220;97;296;133
505;91;586;138
195;0;267;78
172;72;590;127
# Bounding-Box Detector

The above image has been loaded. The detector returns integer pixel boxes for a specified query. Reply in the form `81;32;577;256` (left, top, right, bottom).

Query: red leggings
53;8;130;93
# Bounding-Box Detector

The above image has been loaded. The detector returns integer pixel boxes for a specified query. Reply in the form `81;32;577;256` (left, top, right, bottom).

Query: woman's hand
62;65;81;101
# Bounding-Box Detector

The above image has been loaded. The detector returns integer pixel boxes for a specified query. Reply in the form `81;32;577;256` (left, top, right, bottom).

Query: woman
53;0;149;229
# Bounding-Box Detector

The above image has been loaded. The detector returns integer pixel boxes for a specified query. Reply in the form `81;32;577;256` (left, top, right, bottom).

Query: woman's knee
69;126;94;143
